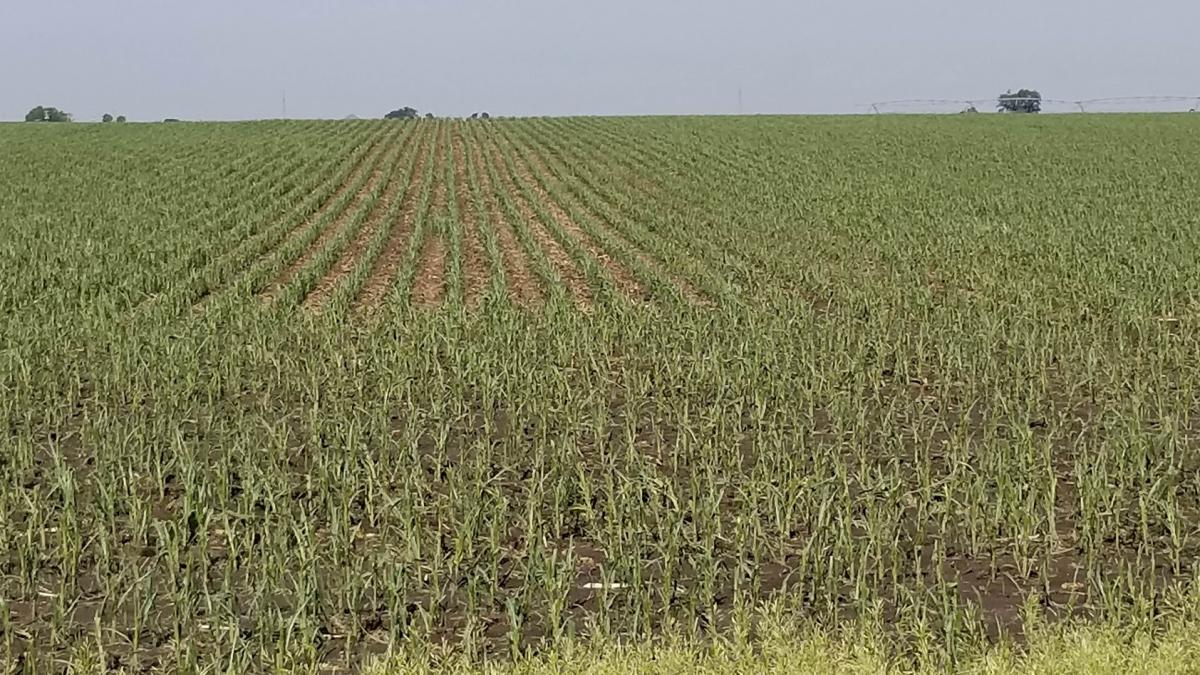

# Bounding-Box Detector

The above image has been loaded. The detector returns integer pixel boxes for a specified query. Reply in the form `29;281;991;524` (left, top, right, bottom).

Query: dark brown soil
7;354;1199;674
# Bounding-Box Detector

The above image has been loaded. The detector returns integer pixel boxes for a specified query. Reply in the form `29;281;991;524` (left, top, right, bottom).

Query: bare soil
451;127;490;309
524;142;709;306
302;129;420;311
260;134;396;302
500;135;647;303
466;128;543;309
483;136;592;310
428;125;450;222
353;126;434;313
411;235;447;307
190;134;391;311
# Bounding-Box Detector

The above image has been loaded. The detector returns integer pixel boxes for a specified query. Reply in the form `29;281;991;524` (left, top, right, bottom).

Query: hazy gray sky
3;1;1197;121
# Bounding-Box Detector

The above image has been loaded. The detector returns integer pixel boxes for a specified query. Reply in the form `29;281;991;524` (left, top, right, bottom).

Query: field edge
365;607;1200;674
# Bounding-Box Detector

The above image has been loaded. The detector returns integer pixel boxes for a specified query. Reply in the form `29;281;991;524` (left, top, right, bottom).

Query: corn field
2;115;1199;672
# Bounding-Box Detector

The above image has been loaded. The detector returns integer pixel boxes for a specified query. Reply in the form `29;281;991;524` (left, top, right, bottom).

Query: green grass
374;608;1200;674
1;114;1199;672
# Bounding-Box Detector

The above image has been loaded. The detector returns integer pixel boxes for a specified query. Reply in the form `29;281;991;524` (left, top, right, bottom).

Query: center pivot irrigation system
868;95;1200;114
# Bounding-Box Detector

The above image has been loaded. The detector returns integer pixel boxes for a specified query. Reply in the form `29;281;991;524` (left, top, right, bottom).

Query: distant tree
480;112;490;119
163;118;182;123
384;106;419;120
102;113;114;123
960;105;979;114
998;89;1041;113
116;115;127;123
425;112;435;119
25;106;72;122
469;112;479;120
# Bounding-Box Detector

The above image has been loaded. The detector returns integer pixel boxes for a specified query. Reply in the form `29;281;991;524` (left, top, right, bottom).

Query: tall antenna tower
282;90;288;119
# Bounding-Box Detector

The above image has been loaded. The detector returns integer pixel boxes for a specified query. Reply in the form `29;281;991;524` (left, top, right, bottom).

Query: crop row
164;121;719;318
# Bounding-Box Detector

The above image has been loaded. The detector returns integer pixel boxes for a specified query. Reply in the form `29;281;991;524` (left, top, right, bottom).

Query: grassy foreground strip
34;609;1200;674
371;608;1200;674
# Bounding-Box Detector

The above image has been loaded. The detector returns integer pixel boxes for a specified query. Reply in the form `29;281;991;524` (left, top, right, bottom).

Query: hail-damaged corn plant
1;114;1199;672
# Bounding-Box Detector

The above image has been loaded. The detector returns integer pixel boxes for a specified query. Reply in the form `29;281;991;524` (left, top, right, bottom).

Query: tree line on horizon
24;106;126;123
383;106;491;120
33;89;1196;121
